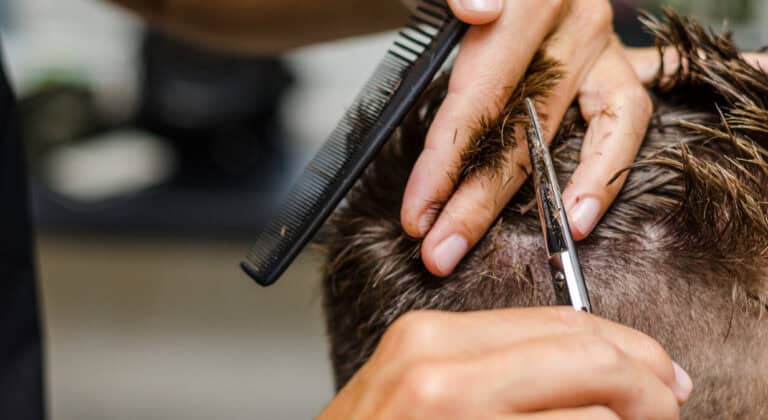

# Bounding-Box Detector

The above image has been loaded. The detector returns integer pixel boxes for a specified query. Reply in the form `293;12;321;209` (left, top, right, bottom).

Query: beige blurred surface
37;234;334;420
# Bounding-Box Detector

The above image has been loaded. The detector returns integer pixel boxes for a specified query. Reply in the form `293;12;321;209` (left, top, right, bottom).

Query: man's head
321;12;768;418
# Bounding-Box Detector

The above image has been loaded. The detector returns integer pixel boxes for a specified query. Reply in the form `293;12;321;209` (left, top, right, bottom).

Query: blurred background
0;0;766;419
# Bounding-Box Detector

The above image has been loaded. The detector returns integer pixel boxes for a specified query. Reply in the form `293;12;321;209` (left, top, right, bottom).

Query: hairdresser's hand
318;307;692;419
401;0;651;276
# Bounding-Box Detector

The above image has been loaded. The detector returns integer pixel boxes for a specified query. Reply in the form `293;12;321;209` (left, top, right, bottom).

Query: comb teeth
242;0;466;286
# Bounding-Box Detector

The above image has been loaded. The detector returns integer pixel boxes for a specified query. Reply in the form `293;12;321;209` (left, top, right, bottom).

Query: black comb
242;0;468;286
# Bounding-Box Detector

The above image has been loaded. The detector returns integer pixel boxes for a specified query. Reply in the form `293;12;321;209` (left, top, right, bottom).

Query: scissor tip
524;97;536;113
525;98;546;150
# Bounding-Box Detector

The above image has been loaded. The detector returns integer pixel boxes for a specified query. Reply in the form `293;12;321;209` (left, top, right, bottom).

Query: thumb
446;0;503;25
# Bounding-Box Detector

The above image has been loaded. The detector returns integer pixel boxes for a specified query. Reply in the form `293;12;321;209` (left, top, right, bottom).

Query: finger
744;52;768;72
401;0;565;240
624;47;678;85
510;406;619;420
562;39;652;240
456;335;682;418
418;0;615;276
376;307;684;399
446;0;504;25
625;47;768;85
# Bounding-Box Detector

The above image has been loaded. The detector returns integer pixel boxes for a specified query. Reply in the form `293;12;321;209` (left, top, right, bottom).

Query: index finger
400;0;565;239
380;307;682;396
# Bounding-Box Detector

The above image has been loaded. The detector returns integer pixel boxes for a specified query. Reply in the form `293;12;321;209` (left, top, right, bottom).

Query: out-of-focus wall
0;0;141;120
630;0;768;48
1;1;387;419
38;236;335;420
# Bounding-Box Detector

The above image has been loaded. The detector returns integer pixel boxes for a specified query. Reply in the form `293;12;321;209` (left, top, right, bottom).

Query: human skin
317;308;690;420
111;0;652;279
105;4;768;418
319;11;768;416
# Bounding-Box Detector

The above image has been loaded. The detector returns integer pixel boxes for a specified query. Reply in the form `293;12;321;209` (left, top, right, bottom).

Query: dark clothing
0;43;46;419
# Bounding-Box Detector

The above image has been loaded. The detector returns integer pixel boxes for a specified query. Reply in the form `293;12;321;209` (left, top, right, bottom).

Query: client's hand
318;307;692;419
401;0;651;277
625;47;768;85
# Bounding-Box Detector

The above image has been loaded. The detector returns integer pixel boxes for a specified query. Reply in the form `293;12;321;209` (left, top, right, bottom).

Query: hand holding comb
242;1;468;286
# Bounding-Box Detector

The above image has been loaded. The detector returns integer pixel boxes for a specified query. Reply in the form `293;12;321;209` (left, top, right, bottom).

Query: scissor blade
524;98;568;254
524;98;592;313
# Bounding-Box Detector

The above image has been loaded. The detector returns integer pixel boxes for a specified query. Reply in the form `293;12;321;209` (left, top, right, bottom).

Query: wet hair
321;11;768;418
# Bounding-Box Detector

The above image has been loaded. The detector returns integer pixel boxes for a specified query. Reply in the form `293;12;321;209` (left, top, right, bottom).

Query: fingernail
672;362;693;403
461;0;502;13
433;234;468;275
569;197;602;237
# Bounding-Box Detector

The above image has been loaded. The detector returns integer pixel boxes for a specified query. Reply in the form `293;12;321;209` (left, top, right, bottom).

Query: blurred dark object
0;44;45;420
30;31;295;237
19;84;101;166
139;31;292;187
613;0;654;47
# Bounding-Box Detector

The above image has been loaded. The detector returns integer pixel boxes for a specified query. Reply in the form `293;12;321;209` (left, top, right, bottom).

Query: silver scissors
524;98;592;313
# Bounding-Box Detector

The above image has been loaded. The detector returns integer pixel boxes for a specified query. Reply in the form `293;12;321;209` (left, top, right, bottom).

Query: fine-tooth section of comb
242;0;467;286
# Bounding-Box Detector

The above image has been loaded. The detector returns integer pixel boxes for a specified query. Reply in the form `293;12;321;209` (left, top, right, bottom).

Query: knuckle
397;362;452;411
594;341;625;373
642;337;672;368
569;334;624;373
471;195;498;221
444;199;497;237
551;306;597;333
384;311;443;353
624;85;654;117
446;74;497;104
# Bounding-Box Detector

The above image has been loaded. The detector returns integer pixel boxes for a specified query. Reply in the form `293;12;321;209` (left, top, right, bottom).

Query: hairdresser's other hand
401;0;651;276
318;307;691;419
